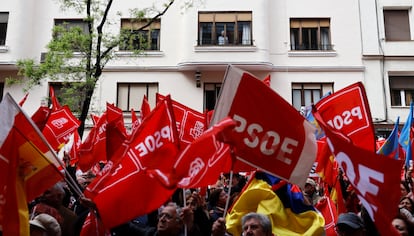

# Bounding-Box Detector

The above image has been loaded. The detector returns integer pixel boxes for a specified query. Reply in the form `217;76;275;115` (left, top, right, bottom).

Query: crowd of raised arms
5;162;413;236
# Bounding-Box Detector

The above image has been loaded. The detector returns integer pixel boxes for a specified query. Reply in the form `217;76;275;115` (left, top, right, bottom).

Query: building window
290;18;332;50
204;83;221;111
117;83;158;111
389;76;414;106
120;19;160;51
0;13;9;46
54;19;89;34
49;82;84;113
383;10;411;41
292;83;333;110
198;12;252;46
54;19;89;51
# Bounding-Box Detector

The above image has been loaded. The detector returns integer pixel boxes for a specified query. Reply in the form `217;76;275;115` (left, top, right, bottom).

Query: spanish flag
0;93;63;235
226;176;325;236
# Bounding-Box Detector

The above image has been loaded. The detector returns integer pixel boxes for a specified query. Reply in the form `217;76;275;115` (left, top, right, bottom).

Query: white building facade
0;0;412;134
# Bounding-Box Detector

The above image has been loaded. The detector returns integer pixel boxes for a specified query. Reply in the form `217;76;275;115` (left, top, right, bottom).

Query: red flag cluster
2;65;411;236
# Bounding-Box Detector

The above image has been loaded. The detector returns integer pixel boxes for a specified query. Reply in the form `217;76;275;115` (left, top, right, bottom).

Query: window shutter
390;76;414;89
199;13;214;22
384;10;410;41
215;13;236;22
237;13;252;21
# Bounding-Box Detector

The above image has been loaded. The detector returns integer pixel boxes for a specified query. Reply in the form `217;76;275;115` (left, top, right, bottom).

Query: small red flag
49;86;62;111
141;94;151;120
18;93;29;106
157;93;207;150
314;82;376;152
80;210;111;236
106;103;128;163
78;113;107;172
42;105;80;151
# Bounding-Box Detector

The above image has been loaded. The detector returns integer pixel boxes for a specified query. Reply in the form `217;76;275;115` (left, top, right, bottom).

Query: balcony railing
290;44;333;51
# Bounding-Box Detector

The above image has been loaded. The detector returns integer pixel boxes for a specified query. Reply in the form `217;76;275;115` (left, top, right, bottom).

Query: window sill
194;45;257;52
288;50;337;57
0;45;9;53
115;51;165;57
391;105;411;108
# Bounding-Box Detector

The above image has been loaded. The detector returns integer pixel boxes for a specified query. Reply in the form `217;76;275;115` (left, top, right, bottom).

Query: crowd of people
3;160;414;236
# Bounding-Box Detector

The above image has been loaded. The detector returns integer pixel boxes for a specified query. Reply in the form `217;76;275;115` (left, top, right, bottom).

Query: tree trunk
77;85;95;138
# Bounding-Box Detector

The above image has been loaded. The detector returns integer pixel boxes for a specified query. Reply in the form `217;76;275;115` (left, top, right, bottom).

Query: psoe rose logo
51;117;69;129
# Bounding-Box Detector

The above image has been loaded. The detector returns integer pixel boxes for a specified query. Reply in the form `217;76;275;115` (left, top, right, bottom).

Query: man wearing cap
335;212;366;236
303;178;321;206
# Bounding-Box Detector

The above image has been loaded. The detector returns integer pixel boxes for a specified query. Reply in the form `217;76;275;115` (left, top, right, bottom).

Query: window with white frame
204;83;222;111
290;18;332;50
0;13;9;46
389;76;414;106
292;83;333;110
198;12;252;46
117;83;158;111
120;19;160;51
383;9;411;41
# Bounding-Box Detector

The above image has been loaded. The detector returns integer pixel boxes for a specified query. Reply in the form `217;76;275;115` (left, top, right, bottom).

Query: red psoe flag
210;65;317;187
31;106;51;131
312;107;401;236
105;103;128;162
80;210;111;236
78;113;107;172
0;93;63;236
42;105;80;151
49;86;62;111
129;108;141;135
84;95;179;229
141;94;151;120
149;117;235;189
157;93;207;150
314;82;376;152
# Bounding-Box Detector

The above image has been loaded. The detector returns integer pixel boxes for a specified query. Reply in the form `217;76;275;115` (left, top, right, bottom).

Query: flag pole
182;188;188;236
222;170;233;218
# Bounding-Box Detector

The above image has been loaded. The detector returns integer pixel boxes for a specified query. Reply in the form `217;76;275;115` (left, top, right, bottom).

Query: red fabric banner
49;86;62;111
315;196;338;236
149;117;235;189
210;65;317;187
105;103;128;163
129;108;141;136
141;94;151;120
80;210;110;236
157;93;207;150
42;105;80;151
84;96;179;228
313;108;401;236
31;106;51;131
78;113;107;171
314;82;376;152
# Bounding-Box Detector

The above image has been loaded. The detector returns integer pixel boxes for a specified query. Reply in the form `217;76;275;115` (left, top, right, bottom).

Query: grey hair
241;212;272;235
160;202;183;222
